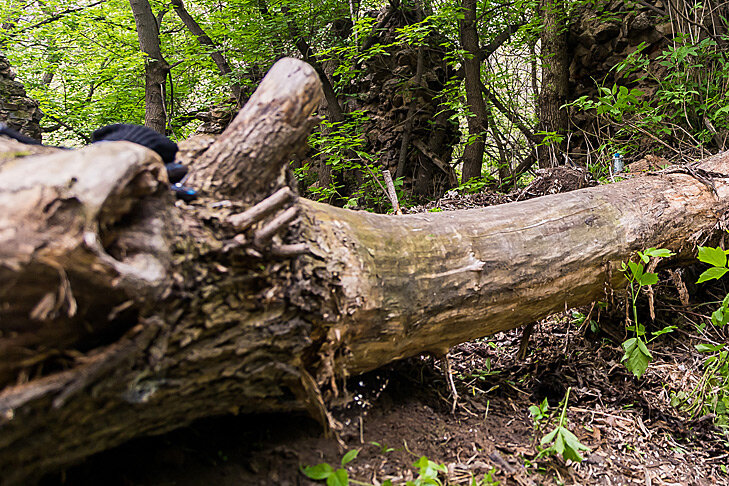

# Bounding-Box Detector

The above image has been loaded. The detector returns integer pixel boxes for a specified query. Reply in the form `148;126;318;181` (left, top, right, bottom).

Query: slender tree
538;0;569;168
129;0;169;134
171;0;243;108
459;0;488;183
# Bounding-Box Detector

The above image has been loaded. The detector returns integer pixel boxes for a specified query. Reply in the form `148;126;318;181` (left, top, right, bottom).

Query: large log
1;57;729;484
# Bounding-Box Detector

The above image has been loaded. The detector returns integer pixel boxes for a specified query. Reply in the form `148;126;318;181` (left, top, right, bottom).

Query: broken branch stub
188;57;323;202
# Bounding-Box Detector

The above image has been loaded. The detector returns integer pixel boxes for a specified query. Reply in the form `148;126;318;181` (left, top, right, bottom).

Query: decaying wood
1;57;729;484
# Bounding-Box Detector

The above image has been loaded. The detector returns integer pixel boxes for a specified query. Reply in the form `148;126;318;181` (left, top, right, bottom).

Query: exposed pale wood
187;57;322;202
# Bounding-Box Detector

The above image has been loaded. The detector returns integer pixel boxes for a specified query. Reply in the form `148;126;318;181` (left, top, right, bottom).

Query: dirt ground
41;167;729;486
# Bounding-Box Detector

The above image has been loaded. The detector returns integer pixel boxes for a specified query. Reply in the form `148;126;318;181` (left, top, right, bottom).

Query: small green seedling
528;397;550;428
406;456;448;486
537;388;591;463
302;449;359;486
470;468;500;485
620;247;676;378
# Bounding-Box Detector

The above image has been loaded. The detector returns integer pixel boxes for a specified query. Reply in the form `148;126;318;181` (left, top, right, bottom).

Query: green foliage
670;244;729;432
619;248;676;378
469;468;500;486
301;449;359;486
528;397;549;424
534;388;591;463
407;456;448;486
697;245;729;283
569;31;729;164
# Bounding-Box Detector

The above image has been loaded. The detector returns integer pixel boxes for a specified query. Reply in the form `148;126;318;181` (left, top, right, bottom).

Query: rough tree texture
0;53;43;141
1;58;729;485
345;2;460;198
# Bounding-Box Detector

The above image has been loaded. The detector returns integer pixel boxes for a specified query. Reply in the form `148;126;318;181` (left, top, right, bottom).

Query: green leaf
698;246;727;267
696;343;725;353
643;247;674;258
341;449;359;466
711;307;729;327
636;338;652;359
553;429;566;455
303;463;334;480
627;261;643;280
326;468;348;486
637;272;658;286
697;266;729;283
559;427;591;462
651;325;676;337
622;338;651;378
540;427;559;445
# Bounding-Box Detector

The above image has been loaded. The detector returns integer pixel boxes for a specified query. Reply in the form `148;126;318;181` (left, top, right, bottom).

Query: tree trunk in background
171;0;243;108
538;0;569;168
459;0;488;183
2;58;729;484
129;0;169;134
0;53;43;141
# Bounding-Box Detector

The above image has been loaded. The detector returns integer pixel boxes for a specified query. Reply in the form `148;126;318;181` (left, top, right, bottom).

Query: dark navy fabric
92;124;178;165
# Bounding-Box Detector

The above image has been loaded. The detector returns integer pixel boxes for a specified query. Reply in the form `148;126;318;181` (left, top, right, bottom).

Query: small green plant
301;449;359;486
370;441;395;454
469;468;500;485
406;456;448;486
536;388;591;463
620;247;676;378
529;397;550;427
670;244;729;432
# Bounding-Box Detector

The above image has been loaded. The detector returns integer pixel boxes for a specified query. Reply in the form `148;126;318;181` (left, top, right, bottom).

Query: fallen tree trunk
1;58;729;484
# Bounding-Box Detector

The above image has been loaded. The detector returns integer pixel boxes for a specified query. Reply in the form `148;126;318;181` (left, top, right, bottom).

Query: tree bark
2;57;729;485
129;0;170;134
459;0;488;183
538;0;569;168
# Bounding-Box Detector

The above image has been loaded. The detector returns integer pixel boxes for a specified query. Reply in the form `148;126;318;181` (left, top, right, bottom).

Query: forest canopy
6;0;728;209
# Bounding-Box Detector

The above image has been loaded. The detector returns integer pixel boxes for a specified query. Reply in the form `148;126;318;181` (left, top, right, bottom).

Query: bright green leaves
711;294;729;327
620;248;675;379
303;463;335;480
407;456;448;486
534;388;591;464
696;244;729;327
528;397;549;422
621;337;652;379
697;245;729;283
640;247;674;260
341;449;358;465
699;267;729;283
327;469;349;486
698;245;727;267
539;425;591;463
301;449;358;486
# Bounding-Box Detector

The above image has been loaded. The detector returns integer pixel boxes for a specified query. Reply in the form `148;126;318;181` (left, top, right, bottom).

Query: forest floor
43;167;729;486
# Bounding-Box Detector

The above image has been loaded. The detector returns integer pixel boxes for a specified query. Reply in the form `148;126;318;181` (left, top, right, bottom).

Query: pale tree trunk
459;0;487;183
2;58;729;485
538;0;569;168
129;0;169;134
